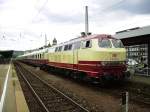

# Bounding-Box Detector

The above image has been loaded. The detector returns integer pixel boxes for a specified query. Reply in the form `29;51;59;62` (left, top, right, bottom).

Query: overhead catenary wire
30;0;48;24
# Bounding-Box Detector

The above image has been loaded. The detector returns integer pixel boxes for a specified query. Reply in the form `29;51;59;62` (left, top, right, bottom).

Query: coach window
55;47;58;52
58;46;62;52
40;54;41;59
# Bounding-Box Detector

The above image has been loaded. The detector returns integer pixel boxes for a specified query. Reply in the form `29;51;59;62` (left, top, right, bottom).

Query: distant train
18;34;130;82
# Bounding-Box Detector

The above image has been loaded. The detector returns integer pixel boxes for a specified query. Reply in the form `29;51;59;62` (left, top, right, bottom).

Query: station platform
0;63;29;112
129;74;150;85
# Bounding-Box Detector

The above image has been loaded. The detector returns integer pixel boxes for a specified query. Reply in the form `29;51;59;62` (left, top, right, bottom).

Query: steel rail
16;64;49;112
17;62;89;112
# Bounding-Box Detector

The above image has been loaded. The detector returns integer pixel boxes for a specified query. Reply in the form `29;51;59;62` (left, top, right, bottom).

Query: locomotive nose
99;50;126;62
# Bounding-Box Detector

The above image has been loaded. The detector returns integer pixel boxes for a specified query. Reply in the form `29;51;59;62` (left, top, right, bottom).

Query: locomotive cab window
111;39;124;48
99;39;112;48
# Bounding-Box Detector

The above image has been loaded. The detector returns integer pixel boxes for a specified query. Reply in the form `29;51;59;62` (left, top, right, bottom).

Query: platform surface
0;64;9;100
0;63;29;112
130;74;150;85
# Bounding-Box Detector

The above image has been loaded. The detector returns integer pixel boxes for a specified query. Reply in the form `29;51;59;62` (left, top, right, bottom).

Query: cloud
110;0;150;14
0;0;150;50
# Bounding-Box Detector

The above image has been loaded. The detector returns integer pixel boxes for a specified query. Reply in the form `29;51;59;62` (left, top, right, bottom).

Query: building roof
114;25;150;39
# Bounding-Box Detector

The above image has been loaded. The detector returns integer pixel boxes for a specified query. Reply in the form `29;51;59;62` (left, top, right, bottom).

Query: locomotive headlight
120;61;126;64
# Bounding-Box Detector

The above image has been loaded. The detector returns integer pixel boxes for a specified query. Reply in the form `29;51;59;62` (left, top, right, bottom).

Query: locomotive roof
19;34;114;57
54;34;114;46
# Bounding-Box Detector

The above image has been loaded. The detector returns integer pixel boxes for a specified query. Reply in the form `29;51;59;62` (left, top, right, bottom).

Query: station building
115;25;150;76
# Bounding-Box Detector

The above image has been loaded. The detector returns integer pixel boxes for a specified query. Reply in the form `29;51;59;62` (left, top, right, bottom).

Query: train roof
19;34;114;57
18;48;48;57
52;34;114;47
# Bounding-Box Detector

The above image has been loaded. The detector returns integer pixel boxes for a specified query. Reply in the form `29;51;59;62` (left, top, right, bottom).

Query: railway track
15;65;46;112
15;61;150;112
15;62;89;112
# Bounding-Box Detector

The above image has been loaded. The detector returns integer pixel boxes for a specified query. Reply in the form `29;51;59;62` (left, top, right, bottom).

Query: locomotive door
73;42;80;70
73;50;78;70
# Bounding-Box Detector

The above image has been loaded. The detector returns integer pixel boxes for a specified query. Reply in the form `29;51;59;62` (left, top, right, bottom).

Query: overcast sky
0;0;150;50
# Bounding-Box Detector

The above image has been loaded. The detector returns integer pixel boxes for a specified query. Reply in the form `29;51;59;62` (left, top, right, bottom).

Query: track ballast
14;62;89;112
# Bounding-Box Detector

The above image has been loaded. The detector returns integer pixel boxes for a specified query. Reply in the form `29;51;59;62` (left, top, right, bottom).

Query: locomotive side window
73;42;80;50
99;39;112;48
82;40;91;48
64;45;68;51
85;40;91;48
63;44;72;51
68;44;72;50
